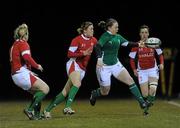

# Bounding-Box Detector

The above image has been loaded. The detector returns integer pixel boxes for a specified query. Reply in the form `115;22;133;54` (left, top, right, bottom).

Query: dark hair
98;18;117;30
77;21;93;34
139;25;149;32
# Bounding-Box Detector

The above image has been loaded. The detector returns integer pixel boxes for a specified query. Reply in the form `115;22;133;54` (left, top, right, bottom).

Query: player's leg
137;70;149;101
63;71;81;114
139;81;149;115
33;102;41;118
90;67;111;106
148;77;158;106
113;64;147;109
27;91;42;118
140;83;149;99
42;78;73;118
24;76;49;120
12;68;49;120
44;78;72;112
63;61;86;114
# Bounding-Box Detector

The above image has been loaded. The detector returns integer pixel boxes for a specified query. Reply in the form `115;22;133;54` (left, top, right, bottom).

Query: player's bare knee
127;78;135;85
129;77;135;84
42;84;50;94
100;86;110;95
73;82;81;87
149;82;158;96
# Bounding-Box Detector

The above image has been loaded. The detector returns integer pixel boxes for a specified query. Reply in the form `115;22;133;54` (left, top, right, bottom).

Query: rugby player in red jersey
42;21;97;118
129;25;164;115
10;23;50;120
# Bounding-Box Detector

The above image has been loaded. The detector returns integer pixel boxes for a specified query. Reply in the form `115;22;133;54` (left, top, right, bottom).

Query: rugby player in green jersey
90;18;148;113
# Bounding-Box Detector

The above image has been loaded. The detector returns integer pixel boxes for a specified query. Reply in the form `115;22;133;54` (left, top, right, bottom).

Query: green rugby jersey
98;31;128;65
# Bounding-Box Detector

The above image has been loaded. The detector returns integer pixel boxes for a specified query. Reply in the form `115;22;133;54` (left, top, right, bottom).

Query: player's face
84;25;94;37
18;28;27;37
139;28;149;41
108;22;119;35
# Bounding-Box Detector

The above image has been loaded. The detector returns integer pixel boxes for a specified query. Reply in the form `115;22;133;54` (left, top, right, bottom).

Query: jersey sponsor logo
139;52;154;58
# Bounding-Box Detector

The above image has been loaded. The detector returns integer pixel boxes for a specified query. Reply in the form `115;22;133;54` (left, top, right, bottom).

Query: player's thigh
138;70;148;85
149;70;159;83
30;77;49;94
69;71;81;87
116;68;134;85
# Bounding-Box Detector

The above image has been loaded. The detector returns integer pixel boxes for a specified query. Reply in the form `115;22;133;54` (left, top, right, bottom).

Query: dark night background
0;1;179;100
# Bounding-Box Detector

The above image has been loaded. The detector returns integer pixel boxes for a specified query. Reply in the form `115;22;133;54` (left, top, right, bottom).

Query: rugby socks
45;92;65;112
147;95;155;103
92;88;102;97
65;85;79;108
129;83;145;104
28;91;46;111
34;102;41;117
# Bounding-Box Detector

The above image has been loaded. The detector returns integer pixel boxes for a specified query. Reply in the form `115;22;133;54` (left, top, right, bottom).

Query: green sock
45;92;65;112
34;102;41;117
65;85;79;108
28;91;46;111
143;97;147;100
129;83;145;104
147;95;155;103
93;88;101;98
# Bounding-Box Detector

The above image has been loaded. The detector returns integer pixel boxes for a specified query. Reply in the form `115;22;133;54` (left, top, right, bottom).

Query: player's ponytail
98;21;106;30
98;18;117;31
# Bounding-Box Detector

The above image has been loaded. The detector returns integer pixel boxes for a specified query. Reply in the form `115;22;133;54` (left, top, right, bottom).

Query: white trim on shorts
66;58;85;81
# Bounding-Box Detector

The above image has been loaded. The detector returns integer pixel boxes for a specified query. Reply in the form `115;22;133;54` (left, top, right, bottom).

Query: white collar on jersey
81;34;90;40
16;39;26;42
107;31;113;35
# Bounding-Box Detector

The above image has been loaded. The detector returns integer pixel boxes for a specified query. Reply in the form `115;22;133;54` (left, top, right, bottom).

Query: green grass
1;99;180;128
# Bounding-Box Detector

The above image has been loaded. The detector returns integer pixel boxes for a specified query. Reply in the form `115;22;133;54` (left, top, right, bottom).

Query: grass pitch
1;99;180;128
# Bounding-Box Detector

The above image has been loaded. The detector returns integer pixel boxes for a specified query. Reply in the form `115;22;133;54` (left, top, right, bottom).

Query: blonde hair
14;23;29;41
77;21;93;34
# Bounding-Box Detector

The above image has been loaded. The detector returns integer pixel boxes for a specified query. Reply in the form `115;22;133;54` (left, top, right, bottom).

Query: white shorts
12;67;38;90
138;67;159;84
66;59;85;81
96;61;125;86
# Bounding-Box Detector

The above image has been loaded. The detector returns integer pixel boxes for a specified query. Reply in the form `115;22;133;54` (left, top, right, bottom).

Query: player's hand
96;58;104;68
133;69;138;77
83;47;93;56
138;40;145;47
37;64;43;72
159;64;164;70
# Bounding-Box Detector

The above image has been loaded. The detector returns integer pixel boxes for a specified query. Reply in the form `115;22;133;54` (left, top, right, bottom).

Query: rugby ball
145;37;161;48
